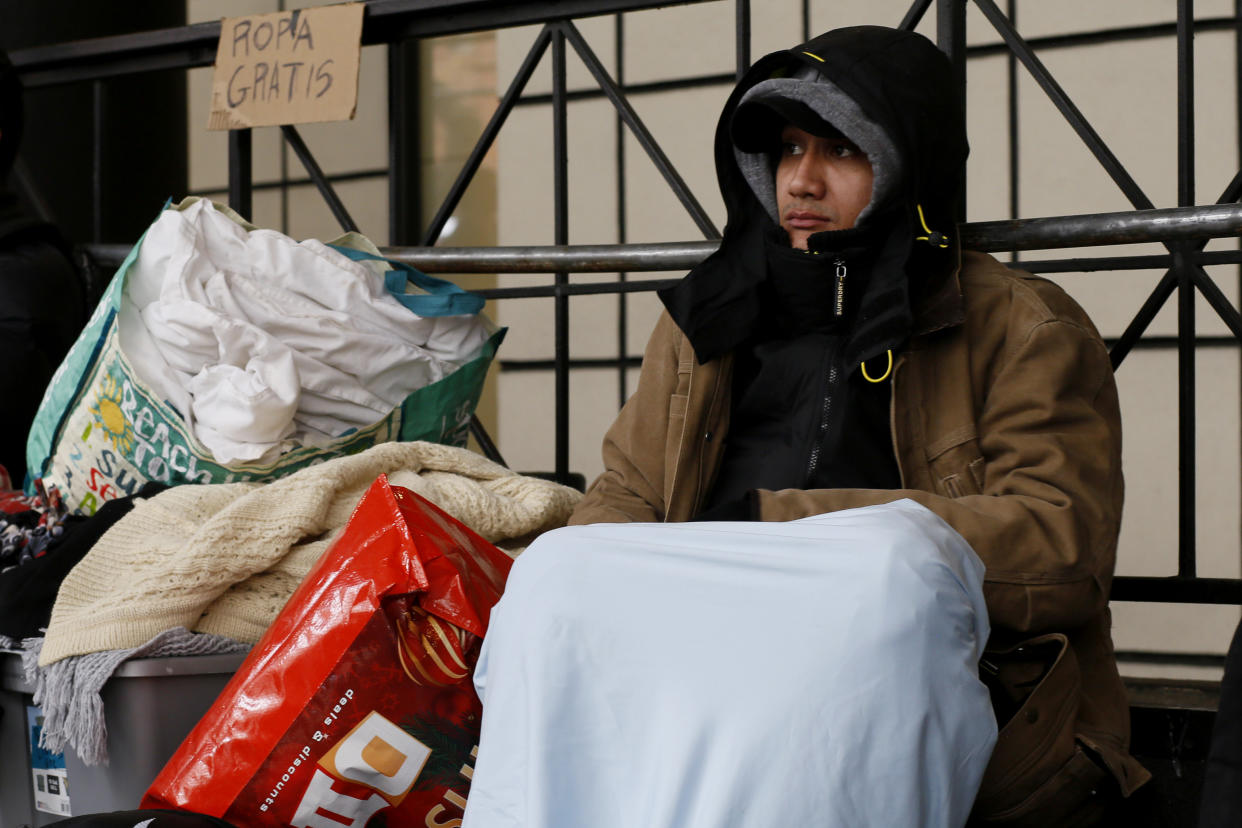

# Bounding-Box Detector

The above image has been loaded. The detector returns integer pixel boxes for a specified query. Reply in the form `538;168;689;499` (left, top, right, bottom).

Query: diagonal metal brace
422;26;554;246
972;0;1156;213
900;0;934;31
281;124;360;234
558;20;721;240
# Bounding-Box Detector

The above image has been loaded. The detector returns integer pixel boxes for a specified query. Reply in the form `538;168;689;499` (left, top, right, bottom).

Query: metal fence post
552;25;571;484
937;0;967;221
227;129;252;222
388;39;422;246
736;0;750;80
1177;0;1197;576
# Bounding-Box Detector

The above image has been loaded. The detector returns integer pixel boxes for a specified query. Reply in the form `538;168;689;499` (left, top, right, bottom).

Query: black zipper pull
833;258;846;318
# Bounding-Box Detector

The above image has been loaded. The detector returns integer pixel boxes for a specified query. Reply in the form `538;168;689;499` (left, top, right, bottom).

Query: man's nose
786;152;827;198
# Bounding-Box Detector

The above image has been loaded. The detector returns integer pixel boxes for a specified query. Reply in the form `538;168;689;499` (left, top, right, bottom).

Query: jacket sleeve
754;315;1122;635
568;312;683;525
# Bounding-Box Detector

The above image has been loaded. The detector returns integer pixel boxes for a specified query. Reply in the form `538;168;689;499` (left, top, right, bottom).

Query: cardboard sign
208;3;364;130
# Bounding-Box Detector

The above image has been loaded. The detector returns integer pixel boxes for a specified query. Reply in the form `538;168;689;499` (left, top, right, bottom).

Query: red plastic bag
142;474;513;828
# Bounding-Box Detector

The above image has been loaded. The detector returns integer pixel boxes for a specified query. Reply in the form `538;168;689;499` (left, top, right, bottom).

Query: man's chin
784;228;820;250
783;223;836;249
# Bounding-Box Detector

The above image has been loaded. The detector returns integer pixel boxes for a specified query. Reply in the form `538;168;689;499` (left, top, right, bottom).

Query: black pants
1199;615;1242;827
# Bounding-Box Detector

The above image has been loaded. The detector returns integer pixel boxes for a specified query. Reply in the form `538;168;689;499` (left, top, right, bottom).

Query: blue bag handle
331;245;485;317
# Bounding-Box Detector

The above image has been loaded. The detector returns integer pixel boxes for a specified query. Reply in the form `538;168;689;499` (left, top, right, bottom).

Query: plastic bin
1;651;36;828
1;650;245;826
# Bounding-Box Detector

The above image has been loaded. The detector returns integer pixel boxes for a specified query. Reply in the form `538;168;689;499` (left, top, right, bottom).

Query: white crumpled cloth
117;199;490;464
465;500;998;828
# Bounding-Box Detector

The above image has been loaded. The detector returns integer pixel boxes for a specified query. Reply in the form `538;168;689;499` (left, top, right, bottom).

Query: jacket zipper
805;258;846;482
833;257;847;318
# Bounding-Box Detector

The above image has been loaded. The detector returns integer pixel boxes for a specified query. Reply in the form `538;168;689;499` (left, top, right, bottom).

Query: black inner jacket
661;27;968;509
704;224;900;508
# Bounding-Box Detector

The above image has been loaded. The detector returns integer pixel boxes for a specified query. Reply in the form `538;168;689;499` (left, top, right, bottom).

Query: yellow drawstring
802;51;825;62
915;203;950;248
861;350;893;383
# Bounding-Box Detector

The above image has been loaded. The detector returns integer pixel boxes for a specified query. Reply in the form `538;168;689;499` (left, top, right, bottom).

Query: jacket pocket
971;634;1109;826
926;426;985;497
970;742;1110;827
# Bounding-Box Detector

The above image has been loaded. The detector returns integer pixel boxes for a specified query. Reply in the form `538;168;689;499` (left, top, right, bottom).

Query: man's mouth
784;210;833;229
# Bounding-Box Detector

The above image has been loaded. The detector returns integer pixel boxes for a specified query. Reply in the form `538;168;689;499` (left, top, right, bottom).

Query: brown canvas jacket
570;249;1150;823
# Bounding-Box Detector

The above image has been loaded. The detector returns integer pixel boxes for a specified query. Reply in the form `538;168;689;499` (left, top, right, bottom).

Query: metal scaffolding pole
81;202;1242;273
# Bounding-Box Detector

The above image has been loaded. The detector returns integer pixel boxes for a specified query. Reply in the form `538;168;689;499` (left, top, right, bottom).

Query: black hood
659;26;969;365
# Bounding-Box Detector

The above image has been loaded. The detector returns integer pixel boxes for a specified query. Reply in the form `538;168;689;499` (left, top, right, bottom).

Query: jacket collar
910;228;965;337
662;26;971;363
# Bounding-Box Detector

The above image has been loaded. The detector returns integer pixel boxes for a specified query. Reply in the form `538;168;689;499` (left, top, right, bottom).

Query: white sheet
117;199;490;464
465;500;997;828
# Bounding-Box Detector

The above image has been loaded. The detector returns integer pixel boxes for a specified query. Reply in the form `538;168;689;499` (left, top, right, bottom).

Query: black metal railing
11;0;1242;608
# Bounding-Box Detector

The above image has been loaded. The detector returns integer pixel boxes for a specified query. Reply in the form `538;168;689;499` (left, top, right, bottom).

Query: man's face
775;124;874;249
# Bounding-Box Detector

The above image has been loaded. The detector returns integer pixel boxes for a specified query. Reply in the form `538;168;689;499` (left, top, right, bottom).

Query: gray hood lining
732;68;903;229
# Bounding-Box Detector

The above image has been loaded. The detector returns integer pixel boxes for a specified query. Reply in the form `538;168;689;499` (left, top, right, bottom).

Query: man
468;26;1148;827
0;51;85;484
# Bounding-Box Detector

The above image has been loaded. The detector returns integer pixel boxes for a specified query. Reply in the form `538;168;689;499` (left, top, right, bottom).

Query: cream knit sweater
40;441;581;666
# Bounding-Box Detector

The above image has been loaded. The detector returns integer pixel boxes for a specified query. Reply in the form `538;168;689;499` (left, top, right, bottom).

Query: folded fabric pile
25;440;581;764
117;199;491;464
0;484;164;650
0;478;75;572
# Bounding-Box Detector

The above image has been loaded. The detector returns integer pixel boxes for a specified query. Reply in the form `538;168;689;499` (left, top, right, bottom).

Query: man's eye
782;142;804;157
830;143;858;158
